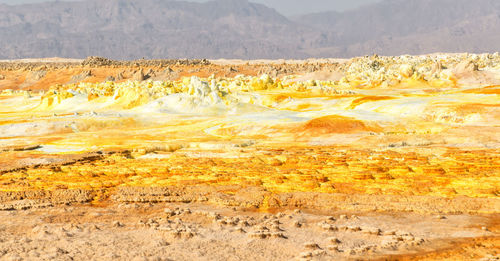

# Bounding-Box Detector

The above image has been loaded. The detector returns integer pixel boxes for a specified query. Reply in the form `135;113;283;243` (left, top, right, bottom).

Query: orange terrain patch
348;96;395;109
462;85;500;94
300;115;380;135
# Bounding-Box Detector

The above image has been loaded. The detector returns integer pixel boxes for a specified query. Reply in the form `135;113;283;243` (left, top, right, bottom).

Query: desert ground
0;54;498;260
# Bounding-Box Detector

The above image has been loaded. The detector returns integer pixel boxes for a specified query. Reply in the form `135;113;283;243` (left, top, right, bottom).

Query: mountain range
0;0;499;59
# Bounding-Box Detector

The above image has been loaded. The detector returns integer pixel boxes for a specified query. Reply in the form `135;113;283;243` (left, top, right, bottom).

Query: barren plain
0;54;498;260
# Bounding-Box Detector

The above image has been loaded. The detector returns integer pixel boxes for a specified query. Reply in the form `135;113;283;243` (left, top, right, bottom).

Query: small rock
180;231;194;239
208;212;221;220
338;226;348;231
362;227;381;235
327;245;340;252
249;231;268;239
393;235;404;242
395;231;413;237
312;249;326;256
257;225;269;231
412;237;425;245
270;224;282;231
233;227;246;233
381;238;399;249
276;212;286;218
112;221;124;227
479;254;500;261
304;242;320;249
227;67;238;73
270;232;287;239
321;224;338;231
327;237;341;244
402;235;415;241
383;230;396;236
347;226;361;232
270;219;280;225
157;224;171;231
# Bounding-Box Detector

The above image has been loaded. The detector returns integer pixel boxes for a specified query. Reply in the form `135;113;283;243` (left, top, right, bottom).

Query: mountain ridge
0;0;499;59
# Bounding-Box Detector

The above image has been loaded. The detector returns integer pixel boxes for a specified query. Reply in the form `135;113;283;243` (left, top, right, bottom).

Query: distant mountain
0;0;315;59
294;0;500;57
0;0;499;59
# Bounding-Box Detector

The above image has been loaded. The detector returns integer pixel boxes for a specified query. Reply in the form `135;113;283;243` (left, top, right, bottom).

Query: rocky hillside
0;0;315;59
0;0;499;59
295;0;500;57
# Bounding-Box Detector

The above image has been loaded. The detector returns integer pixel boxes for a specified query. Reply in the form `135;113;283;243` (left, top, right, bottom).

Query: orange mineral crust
1;146;498;202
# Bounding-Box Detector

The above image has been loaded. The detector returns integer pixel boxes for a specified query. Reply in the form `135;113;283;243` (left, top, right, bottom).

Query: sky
0;0;382;16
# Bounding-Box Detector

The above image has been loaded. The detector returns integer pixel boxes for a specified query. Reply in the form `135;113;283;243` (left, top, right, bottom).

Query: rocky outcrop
0;189;97;205
109;186;500;214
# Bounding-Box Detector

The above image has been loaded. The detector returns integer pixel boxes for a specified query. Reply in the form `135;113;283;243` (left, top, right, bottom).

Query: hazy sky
0;0;382;16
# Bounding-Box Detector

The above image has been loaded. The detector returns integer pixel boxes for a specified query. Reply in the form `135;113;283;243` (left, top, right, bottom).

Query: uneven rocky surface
0;203;497;260
0;54;498;260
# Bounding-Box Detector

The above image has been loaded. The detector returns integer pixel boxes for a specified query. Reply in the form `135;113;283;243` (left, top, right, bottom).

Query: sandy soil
0;202;498;261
